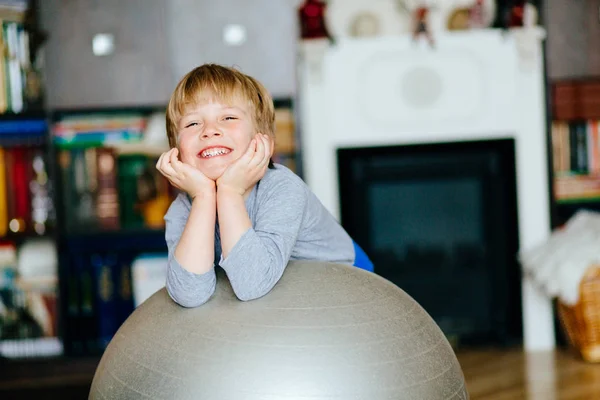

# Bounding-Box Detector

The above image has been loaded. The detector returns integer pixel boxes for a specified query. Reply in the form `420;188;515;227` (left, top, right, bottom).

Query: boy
156;64;372;308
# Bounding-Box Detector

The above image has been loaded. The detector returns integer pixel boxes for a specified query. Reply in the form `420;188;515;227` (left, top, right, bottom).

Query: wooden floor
456;348;600;400
1;348;600;399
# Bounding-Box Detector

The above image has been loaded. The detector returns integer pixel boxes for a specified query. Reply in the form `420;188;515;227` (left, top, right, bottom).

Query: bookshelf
48;108;171;357
1;103;299;358
0;0;62;363
1;99;300;362
549;78;600;227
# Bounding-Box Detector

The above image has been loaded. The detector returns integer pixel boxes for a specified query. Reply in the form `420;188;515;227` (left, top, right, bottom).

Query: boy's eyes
183;116;238;128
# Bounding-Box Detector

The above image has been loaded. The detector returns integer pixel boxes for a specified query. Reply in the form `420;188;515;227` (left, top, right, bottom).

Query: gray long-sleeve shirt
164;163;355;307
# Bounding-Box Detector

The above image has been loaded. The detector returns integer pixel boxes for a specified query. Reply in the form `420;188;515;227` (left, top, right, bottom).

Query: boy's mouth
198;146;232;158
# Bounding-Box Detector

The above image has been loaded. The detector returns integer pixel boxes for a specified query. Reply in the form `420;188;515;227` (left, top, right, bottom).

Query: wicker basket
557;266;600;363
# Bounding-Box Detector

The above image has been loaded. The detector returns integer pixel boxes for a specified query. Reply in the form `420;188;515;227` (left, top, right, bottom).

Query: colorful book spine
0;148;7;236
96;148;120;230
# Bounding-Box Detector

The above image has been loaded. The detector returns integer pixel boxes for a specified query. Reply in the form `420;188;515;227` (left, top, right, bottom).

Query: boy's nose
201;129;222;139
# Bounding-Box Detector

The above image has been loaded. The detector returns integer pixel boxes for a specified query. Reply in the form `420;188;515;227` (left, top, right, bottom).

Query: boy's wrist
216;184;245;198
191;187;216;202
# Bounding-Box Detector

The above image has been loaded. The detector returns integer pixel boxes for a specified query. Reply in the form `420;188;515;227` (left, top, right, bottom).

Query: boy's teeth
201;147;230;158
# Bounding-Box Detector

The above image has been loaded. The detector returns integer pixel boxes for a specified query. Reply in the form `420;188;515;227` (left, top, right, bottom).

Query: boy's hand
217;133;272;196
156;148;215;198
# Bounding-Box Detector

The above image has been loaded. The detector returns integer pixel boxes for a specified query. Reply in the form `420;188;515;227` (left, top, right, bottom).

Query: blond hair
165;64;275;148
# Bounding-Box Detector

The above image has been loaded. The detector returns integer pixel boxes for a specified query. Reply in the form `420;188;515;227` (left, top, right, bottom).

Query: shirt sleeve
219;179;307;301
164;194;216;307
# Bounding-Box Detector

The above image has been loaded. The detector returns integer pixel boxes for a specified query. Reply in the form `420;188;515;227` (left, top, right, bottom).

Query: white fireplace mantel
297;28;555;351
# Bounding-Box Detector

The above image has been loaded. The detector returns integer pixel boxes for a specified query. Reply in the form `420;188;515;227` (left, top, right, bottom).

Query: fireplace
338;138;521;345
297;28;554;350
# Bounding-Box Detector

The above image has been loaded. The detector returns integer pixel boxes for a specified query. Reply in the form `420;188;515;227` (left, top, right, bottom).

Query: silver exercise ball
89;261;469;399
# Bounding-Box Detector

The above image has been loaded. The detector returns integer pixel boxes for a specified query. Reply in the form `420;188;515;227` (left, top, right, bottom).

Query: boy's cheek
178;148;195;165
177;138;194;161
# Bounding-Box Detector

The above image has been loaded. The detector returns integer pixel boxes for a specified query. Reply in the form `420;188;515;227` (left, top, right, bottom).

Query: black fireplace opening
337;138;521;347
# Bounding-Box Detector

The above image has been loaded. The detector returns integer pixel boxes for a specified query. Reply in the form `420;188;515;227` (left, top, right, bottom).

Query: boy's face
177;94;257;181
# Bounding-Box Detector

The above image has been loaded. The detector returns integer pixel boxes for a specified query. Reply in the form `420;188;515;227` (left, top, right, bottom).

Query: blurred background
0;0;599;398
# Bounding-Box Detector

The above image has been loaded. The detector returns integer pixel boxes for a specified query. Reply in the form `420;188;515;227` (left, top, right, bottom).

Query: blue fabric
352;241;374;272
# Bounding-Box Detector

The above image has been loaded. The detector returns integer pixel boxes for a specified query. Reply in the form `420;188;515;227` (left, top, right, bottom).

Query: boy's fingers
264;134;274;158
252;135;265;167
159;150;177;175
156;152;166;169
242;138;257;162
161;163;177;177
159;153;170;171
256;135;269;168
169;148;179;165
177;162;195;174
262;134;272;162
162;149;174;164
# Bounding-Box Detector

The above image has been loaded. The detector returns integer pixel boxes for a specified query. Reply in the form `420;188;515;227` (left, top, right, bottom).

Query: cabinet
39;0;299;108
545;0;600;79
39;0;172;108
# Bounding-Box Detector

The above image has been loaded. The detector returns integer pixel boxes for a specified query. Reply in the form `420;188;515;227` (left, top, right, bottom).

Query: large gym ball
90;261;469;399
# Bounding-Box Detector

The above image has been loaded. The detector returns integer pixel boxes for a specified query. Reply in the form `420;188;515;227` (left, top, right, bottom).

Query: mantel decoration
297;0;333;83
319;0;503;42
324;0;407;38
447;0;496;31
298;0;333;42
396;1;437;48
297;0;543;70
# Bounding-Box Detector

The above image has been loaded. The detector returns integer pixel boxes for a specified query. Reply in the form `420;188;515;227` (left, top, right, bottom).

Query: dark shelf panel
60;227;167;252
62;227;164;238
556;199;600;205
554;200;600;226
0;230;55;242
0;111;48;121
0;136;47;147
273;97;293;109
50;106;165;121
0;355;98;397
49;99;294;119
0;117;49;147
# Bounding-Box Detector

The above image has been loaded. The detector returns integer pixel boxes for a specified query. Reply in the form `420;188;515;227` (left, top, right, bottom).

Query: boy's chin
200;166;226;181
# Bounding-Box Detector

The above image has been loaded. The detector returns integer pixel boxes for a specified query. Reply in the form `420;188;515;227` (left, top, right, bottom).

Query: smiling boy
156;64;372;307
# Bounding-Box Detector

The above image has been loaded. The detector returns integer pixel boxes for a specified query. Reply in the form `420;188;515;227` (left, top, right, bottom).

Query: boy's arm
174;193;216;274
217;179;306;301
217;187;250;259
165;193;217;308
157;148;218;307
